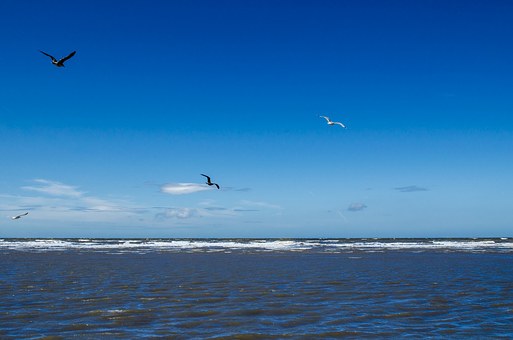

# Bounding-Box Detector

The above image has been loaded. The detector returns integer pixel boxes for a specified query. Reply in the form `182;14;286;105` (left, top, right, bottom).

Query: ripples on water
1;239;512;338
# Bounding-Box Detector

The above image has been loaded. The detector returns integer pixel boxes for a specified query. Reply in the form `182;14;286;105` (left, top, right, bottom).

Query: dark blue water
1;239;513;338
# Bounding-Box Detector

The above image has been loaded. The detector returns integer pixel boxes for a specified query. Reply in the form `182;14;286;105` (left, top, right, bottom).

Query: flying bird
11;212;29;220
320;115;346;128
201;174;220;189
39;50;76;67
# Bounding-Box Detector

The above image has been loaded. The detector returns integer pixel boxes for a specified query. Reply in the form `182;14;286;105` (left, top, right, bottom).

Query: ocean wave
1;238;512;253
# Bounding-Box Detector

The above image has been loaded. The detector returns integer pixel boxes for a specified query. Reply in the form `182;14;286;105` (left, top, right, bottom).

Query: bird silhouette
201;174;220;189
39;50;76;67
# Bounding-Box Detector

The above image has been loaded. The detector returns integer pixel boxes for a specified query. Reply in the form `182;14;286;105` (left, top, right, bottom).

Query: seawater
1;238;512;338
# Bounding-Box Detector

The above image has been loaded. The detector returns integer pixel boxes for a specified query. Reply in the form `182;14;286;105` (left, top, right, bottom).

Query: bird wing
39;50;57;62
320;116;330;122
59;51;76;63
12;212;28;219
201;174;211;182
214;184;220;189
334;122;346;128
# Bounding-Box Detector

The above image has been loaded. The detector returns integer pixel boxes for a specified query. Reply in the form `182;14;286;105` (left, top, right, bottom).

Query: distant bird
320;115;346;128
201;174;220;189
39;50;76;67
11;212;28;220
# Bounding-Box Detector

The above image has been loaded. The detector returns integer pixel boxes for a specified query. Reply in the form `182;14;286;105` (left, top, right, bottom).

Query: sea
1;238;512;339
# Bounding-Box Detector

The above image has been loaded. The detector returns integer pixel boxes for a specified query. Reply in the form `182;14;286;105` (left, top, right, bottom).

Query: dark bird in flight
201;174;220;189
11;212;29;220
39;50;76;67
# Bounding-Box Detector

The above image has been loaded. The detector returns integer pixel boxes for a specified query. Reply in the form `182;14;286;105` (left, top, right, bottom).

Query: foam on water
1;238;512;253
2;243;513;338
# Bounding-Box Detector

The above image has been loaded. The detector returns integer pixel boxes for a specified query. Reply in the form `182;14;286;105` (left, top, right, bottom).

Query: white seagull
320;115;346;128
201;174;220;189
39;50;76;67
11;212;29;220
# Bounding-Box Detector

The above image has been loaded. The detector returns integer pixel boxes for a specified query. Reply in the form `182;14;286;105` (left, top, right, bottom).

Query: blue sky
1;0;512;237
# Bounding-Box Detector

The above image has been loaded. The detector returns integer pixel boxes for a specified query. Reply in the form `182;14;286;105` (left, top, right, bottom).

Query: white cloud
238;200;281;210
2;179;145;223
154;200;248;221
154;202;239;220
22;179;83;197
348;202;367;212
156;207;199;220
3;179;280;228
80;197;132;212
160;183;211;195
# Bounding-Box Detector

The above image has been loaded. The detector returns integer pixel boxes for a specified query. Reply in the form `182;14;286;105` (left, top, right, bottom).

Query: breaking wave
1;238;512;253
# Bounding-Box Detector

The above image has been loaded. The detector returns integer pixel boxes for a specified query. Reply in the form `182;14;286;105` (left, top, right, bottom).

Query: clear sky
1;0;512;238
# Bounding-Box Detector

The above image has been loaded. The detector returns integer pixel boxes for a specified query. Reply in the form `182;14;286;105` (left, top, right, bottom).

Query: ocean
1;238;512;338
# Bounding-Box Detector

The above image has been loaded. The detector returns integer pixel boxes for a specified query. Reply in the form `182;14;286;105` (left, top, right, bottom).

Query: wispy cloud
154;199;279;221
154;205;236;221
160;183;211;195
234;187;251;192
6;179;284;226
222;187;252;192
336;210;349;222
22;179;83;197
3;179;146;222
156;207;200;220
238;200;281;210
347;202;367;212
394;185;428;193
203;206;228;211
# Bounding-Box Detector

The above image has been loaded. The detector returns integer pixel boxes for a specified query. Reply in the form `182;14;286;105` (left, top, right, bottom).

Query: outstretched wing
39;50;57;62
11;212;29;219
214;183;220;189
201;174;211;182
59;51;76;63
320;115;330;123
334;122;346;128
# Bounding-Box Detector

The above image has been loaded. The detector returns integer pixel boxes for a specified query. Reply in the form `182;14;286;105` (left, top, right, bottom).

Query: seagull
11;212;29;220
320;115;346;128
201;174;220;189
39;50;76;67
